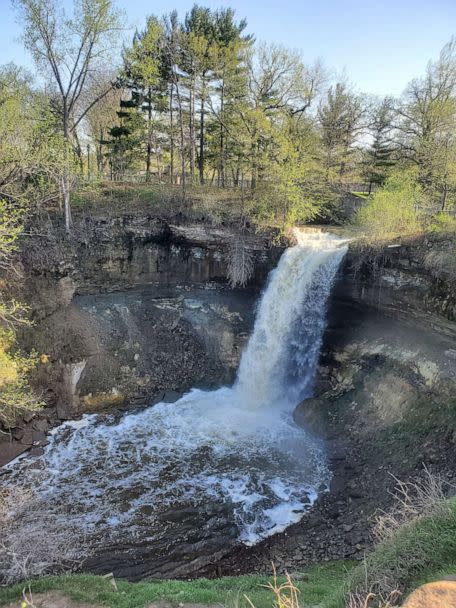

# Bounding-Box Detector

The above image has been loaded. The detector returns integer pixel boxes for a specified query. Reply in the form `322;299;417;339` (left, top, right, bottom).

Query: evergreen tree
363;97;396;193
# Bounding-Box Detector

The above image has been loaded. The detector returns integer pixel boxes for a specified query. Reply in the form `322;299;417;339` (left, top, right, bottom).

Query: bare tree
227;235;254;287
13;0;122;231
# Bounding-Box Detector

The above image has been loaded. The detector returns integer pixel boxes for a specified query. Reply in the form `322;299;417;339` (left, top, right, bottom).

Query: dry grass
244;565;300;608
334;468;456;608
346;588;401;608
71;181;246;225
227;236;255;287
373;466;450;542
423;248;456;284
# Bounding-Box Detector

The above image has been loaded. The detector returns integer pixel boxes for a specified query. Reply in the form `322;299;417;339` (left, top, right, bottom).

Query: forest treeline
2;0;456;234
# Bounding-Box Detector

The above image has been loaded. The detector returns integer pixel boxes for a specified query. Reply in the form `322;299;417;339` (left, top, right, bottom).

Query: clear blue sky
1;0;456;96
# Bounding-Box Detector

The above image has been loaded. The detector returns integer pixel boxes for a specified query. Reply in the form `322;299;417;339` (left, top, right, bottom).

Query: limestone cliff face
21;215;282;296
18;216;282;420
337;238;456;330
323;237;456;394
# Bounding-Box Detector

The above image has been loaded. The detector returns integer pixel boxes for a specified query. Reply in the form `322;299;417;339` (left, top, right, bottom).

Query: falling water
1;230;347;578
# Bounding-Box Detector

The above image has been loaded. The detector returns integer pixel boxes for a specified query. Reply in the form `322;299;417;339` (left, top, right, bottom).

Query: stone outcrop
13;216;281;428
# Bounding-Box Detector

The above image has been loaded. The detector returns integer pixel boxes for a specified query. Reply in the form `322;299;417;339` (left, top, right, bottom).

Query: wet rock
29;447;45;457
11;427;25;441
56;401;73;420
81;390;126;412
163;391;183;403
32;418;50;432
32;430;48;444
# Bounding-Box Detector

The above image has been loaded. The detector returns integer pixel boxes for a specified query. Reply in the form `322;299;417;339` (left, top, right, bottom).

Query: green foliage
362;97;396;190
429;211;456;233
355;170;424;241
0;65;66;207
0;562;353;608
0;67;58;428
318;81;365;181
0;325;43;428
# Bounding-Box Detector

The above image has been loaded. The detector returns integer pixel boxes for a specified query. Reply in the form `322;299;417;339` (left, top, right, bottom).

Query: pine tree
363;97;396;193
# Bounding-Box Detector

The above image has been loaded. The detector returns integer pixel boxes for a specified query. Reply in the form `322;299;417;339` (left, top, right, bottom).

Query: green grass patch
0;562;353;608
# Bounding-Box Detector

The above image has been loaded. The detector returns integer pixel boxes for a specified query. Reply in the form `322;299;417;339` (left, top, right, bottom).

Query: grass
0;562;354;608
324;497;456;608
71;181;247;225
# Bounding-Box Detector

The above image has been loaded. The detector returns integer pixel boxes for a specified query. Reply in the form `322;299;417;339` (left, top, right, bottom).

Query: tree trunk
219;80;226;188
152;132;162;181
442;182;448;211
170;84;175;184
63;104;72;233
146;87;153;181
174;78;186;198
199;77;205;185
189;79;195;181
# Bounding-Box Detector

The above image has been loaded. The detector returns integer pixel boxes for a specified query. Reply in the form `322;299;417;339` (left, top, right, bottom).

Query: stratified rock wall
17;217;281;422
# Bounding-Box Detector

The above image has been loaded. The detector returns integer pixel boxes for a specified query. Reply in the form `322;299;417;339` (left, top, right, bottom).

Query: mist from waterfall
1;230;347;576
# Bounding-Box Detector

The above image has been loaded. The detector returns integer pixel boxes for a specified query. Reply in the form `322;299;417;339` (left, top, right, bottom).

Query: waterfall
1;231;347;577
235;230;347;408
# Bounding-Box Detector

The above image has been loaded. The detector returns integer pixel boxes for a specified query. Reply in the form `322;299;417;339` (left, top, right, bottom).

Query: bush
428;212;456;234
0;323;43;429
0;486;84;584
424;246;456;285
355;171;423;242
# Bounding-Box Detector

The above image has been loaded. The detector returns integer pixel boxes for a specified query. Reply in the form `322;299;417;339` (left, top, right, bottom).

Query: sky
1;0;456;97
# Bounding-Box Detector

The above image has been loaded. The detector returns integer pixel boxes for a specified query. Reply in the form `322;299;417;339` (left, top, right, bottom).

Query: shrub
0;486;84;584
227;236;255;287
429;212;456;234
423;247;456;285
355;171;423;242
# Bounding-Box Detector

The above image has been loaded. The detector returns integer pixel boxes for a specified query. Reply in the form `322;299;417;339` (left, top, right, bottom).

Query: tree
85;74;125;174
13;0;122;231
0;64;62;429
162;10;188;191
356;169;423;241
209;8;252;187
123;16;166;180
363;97;396;192
106;97;144;179
396;39;456;211
0;63;66;210
182;5;215;183
319;81;366;181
